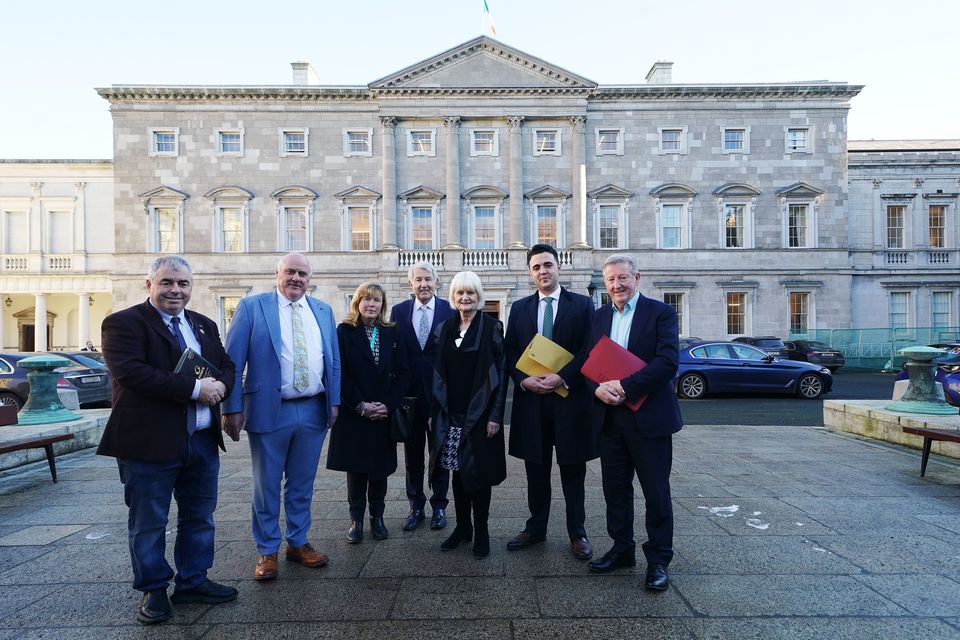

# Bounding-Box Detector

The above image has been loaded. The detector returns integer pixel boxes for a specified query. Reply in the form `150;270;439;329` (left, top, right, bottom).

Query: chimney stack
291;61;320;86
645;61;673;84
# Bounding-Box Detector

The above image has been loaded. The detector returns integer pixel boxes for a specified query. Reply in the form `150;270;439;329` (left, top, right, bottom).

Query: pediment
649;183;698;198
370;37;596;90
138;185;189;200
398;185;444;201
270;185;318;200
463;185;507;200
587;183;634;199
204;185;254;200
712;183;761;198
525;185;570;199
333;185;382;201
775;182;824;198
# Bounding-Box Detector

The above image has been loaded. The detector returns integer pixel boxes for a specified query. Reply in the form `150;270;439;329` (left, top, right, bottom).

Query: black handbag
390;397;416;443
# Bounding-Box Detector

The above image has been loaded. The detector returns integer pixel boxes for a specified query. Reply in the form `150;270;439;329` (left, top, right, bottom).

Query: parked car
676;341;833;400
732;336;790;358
894;342;960;407
679;336;704;349
782;340;846;372
49;351;108;370
0;353;112;410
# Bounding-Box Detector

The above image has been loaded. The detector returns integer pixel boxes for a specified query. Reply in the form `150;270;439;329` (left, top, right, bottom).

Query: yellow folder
516;334;574;397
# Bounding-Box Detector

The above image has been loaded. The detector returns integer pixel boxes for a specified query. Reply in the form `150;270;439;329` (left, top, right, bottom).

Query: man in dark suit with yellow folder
504;244;597;560
583;254;682;591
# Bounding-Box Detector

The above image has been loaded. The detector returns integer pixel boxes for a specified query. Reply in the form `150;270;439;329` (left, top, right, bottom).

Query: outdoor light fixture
3;297;10;308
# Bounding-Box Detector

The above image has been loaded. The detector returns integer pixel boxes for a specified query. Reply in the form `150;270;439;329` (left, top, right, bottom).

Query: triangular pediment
587;183;634;199
333;185;382;201
398;185;444;201
370;37;596;90
775;182;824;198
526;185;570;199
138;185;189;200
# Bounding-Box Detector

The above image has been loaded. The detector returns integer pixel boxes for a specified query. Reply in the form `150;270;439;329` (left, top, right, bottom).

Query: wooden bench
0;433;75;482
902;426;960;477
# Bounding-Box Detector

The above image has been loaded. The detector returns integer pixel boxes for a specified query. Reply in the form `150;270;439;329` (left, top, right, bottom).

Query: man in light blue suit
222;252;341;581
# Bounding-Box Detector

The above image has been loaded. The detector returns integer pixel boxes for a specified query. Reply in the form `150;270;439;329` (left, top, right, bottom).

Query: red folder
581;335;648;411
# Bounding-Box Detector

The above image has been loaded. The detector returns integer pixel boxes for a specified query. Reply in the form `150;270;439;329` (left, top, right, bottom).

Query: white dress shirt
414;296;436;340
277;290;325;400
152;304;211;430
537;288;561;336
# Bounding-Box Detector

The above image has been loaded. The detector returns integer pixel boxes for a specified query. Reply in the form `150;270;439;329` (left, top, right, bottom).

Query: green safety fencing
787;327;960;371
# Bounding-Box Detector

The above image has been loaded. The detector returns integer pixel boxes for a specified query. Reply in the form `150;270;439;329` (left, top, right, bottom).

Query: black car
782;340;845;372
0;353;112;410
732;336;789;358
49;351;108;370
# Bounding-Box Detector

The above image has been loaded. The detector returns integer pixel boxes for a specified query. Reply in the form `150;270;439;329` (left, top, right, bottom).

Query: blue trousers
247;398;327;555
117;427;220;592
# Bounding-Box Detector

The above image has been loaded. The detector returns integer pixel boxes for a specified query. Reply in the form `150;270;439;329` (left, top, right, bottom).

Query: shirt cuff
191;379;201;401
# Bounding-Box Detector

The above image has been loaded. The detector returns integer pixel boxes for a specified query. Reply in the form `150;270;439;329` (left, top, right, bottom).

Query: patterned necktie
169;317;196;435
292;302;309;392
542;297;554;341
417;306;430;350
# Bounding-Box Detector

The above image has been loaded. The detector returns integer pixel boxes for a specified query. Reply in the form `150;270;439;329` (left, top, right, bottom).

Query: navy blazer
504;287;598;465
98;300;236;461
585;293;683;438
390;296;454;406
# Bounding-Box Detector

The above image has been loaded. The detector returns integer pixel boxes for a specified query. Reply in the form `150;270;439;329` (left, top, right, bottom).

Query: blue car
676;341;833;400
894;343;960;407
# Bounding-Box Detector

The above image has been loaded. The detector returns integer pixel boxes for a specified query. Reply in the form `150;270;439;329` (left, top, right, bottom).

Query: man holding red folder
583;254;682;591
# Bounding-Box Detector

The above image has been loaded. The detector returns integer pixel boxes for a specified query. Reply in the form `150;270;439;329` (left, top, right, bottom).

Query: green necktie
542;297;554;341
292;302;309;392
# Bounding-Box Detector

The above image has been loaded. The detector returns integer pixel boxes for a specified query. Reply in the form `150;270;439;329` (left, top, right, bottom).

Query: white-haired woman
429;271;507;559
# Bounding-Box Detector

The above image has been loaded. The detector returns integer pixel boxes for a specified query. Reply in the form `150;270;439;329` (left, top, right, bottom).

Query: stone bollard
885;346;956;415
16;355;82;425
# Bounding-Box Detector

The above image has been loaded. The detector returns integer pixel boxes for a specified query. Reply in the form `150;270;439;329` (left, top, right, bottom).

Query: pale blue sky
3;0;957;158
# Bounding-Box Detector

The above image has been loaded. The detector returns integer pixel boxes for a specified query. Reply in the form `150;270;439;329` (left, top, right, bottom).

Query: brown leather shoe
254;553;278;581
570;536;594;560
285;543;329;568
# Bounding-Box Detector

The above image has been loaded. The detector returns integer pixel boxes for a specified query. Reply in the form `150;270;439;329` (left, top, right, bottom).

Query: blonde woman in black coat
327;282;409;542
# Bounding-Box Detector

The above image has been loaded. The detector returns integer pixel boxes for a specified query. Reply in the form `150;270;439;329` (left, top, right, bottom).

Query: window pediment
587;183;634;199
463;185;507;201
525;185;569;200
775;182;824;199
712;183;761;198
138;185;189;201
398;185;444;201
270;185;318;200
333;185;382;201
204;185;254;201
649;183;697;199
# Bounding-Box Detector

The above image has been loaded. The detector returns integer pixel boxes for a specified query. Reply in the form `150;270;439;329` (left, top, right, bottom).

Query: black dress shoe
430;508;447;530
472;533;490;559
440;527;472;551
587;549;636;573
170;579;238;604
506;530;546;551
370;516;389;540
645;563;670;591
347;520;363;543
402;509;424;531
570;536;594;560
137;589;172;624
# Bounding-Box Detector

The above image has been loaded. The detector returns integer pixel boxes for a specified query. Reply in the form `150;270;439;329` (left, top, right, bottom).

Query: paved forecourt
1;421;959;639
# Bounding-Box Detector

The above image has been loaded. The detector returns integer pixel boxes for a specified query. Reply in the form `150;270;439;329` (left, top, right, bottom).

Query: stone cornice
594;83;863;101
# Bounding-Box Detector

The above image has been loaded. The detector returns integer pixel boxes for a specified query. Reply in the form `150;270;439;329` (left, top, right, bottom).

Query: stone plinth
824;399;960;460
0;409;110;473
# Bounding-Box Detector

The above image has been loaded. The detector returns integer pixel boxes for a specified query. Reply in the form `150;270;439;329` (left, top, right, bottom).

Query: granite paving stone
685;618;959;640
514;618;693;639
536;575;691;618
853;574;960;616
391;577;539;619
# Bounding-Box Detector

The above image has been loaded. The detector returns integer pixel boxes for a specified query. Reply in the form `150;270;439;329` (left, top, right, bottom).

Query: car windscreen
806;341;831;349
756;339;784;348
64;354;107;369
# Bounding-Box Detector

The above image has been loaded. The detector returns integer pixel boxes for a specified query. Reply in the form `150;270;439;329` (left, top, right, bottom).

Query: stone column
507;116;525;248
78;293;90;349
34;293;47;352
443;116;463;248
75;182;87;254
569;115;589;247
379;116;398;248
0;296;5;350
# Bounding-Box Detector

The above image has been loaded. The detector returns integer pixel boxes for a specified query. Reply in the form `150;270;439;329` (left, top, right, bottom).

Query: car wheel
796;374;824;399
678;373;706;399
0;392;23;410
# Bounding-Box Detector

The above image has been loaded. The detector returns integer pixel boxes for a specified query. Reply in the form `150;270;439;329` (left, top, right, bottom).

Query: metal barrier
788;327;960;370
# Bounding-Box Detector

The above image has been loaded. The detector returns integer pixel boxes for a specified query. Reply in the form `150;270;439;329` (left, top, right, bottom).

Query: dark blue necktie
170;317;197;435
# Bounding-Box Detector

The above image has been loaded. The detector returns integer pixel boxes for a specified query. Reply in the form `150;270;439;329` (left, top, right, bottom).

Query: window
726;292;747;335
349;206;372;250
279;129;308;157
658;127;686;154
886;205;905;249
408;129;435;156
473;206;496;249
596;128;623;155
785;127;810;153
217;130;243;156
411;207;434;250
220;296;241;334
283;207;307;251
660;204;683;249
48;210;72;254
535;205;558;245
149;128;178;156
343;129;372;157
787;204;809;248
156;207;179;253
470;130;498;156
221;208;244;253
724;205;745;248
889;291;910;332
722;128;748;153
597;205;621;249
790;292;809;334
533;128;561;156
663;292;685;335
3;210;28;253
932;291;952;329
929;205;946;248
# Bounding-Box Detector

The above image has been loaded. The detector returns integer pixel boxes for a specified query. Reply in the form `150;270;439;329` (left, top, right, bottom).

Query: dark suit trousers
117;428;219;592
403;400;449;511
524;396;587;539
346;472;387;520
600;407;674;565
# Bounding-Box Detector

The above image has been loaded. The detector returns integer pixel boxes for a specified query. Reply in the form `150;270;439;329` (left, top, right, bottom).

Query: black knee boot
472;486;491;559
441;472;473;550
